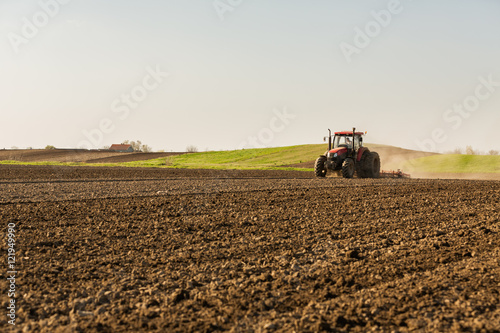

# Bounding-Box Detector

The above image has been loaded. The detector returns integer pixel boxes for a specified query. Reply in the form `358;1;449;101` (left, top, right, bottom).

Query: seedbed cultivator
379;169;411;179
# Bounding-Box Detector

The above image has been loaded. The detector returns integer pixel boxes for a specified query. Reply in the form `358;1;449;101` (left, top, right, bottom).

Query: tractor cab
329;131;365;151
333;133;363;150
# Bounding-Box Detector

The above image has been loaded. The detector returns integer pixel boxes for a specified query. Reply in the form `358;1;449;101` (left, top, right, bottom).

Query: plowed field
1;165;499;332
0;149;182;163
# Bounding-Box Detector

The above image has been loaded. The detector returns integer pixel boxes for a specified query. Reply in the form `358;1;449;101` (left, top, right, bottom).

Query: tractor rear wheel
364;152;380;178
314;156;327;177
342;158;355;178
356;150;370;178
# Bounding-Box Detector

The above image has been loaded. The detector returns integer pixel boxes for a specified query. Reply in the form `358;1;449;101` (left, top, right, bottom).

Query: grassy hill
163;143;412;170
167;145;325;170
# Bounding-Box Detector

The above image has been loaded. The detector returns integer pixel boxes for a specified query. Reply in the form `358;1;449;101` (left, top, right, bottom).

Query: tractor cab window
334;135;362;149
334;136;353;148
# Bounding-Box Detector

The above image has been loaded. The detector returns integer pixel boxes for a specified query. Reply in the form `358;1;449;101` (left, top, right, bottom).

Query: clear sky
1;0;499;152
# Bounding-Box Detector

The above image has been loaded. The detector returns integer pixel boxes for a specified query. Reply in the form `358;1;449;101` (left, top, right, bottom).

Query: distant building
109;144;134;152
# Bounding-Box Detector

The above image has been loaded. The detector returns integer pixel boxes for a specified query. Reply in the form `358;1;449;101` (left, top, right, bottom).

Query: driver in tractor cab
346;137;352;148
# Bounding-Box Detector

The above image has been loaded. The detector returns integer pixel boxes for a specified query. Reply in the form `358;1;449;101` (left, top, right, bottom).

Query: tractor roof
335;131;365;136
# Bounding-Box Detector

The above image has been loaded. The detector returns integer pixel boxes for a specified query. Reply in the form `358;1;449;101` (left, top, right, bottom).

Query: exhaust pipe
328;129;332;151
352;127;356;158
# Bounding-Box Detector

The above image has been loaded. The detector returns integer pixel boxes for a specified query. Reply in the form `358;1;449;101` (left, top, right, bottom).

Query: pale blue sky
1;0;499;152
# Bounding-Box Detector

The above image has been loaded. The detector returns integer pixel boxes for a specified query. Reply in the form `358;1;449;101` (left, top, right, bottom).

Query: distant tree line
186;145;198;153
449;146;499;155
121;140;152;153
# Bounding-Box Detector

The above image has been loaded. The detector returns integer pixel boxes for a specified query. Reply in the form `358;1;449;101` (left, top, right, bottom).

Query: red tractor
315;128;380;178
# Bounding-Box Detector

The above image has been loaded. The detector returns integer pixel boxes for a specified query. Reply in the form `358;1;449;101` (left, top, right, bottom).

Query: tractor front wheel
314;156;327;177
342;158;355;178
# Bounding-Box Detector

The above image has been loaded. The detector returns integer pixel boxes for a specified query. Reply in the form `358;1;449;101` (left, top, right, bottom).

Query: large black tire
364;152;381;178
342;158;355;178
314;156;327;177
356;150;370;178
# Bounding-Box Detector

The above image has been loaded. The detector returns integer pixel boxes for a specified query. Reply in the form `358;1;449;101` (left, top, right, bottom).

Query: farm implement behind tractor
315;128;411;179
379;169;411;178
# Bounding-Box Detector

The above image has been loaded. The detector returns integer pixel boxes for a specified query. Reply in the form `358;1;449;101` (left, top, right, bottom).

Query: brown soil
0;165;312;181
1;166;499;332
0;149;183;163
